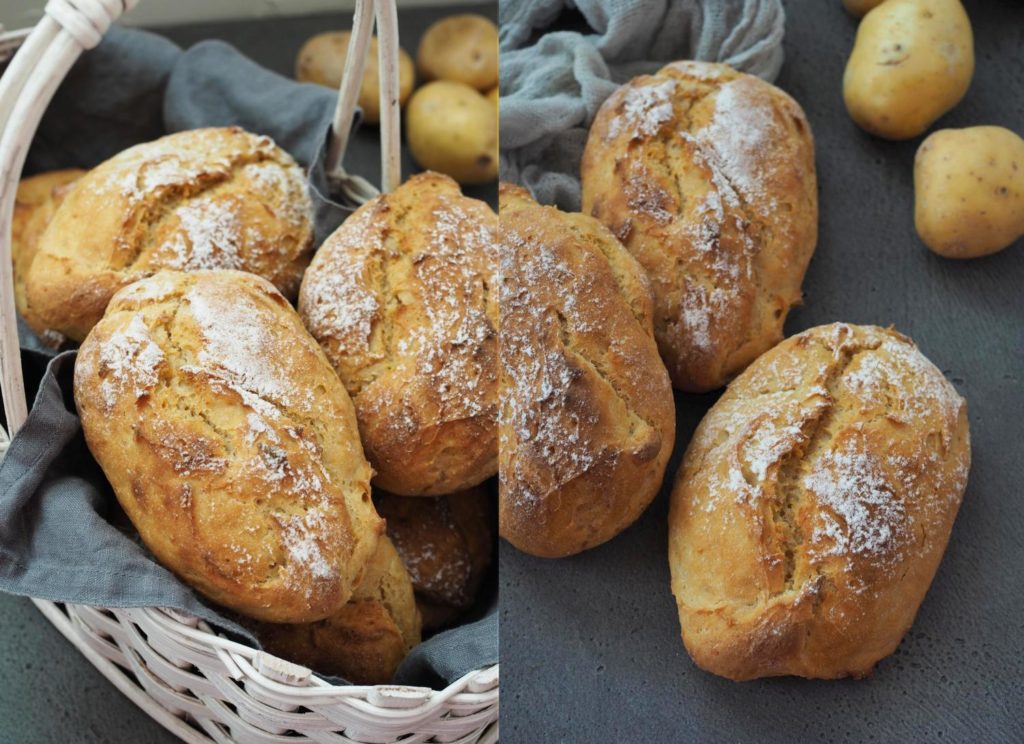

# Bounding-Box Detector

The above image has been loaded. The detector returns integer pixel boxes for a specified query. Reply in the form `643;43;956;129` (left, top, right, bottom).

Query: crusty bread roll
11;169;85;340
251;536;421;684
375;486;493;630
27;127;314;342
499;184;676;558
299;172;497;496
581;61;818;393
669;323;970;680
75;270;381;624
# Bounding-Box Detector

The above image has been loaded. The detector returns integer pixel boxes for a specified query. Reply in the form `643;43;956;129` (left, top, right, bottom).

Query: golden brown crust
11;169;85;339
375;486;494;624
668;323;970;680
251;536;421;684
27;127;314;342
581;61;818;392
74;270;380;624
498;184;676;558
299;172;498;496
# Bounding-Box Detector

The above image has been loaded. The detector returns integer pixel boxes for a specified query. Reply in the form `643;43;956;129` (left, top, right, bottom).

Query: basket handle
324;0;402;202
0;0;138;442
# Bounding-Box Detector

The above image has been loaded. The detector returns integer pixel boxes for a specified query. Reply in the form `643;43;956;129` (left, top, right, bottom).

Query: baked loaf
581;61;818;392
375;486;493;630
75;270;380;624
27;127;314;342
11;169;85;338
499;184;675;558
252;536;421;684
299;172;498;496
668;323;970;680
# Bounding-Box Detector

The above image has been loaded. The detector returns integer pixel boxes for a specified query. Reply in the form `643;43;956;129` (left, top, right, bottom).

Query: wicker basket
0;1;499;741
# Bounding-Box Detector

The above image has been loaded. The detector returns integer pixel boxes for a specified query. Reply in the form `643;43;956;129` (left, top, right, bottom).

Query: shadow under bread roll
11;169;85;341
249;536;421;684
669;323;970;680
299;172;498;497
498;184;676;558
582;61;818;393
26;127;314;342
74;270;381;624
375;486;494;632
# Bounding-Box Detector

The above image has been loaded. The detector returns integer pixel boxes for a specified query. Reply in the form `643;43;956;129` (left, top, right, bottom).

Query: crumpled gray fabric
499;0;786;210
3;26;496;689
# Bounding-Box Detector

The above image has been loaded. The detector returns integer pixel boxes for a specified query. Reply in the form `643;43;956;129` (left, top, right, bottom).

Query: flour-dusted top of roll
499;184;675;558
299;172;498;496
668;323;970;680
582;61;818;393
27;127;314;342
74;270;381;624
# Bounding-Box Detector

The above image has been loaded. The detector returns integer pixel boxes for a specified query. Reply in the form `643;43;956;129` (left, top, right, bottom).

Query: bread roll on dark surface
582;61;818;392
299;172;498;497
75;270;380;624
498;184;675;558
27;127;314;342
669;323;970;680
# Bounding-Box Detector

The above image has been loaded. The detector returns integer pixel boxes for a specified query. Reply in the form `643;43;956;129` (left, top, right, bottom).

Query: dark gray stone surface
499;1;1024;741
0;6;494;743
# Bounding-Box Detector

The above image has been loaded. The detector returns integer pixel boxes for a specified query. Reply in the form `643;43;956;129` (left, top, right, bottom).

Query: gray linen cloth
499;0;786;210
1;26;496;688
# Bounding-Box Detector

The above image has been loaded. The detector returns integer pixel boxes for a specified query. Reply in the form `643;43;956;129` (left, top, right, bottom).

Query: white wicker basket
0;1;499;741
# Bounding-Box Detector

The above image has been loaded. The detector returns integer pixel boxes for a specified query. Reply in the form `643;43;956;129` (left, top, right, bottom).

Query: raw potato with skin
582;61;818;393
843;0;973;140
416;14;498;92
499;185;676;558
295;32;415;125
75;271;382;624
914;126;1024;258
669;323;970;681
299;173;498;497
406;81;498;186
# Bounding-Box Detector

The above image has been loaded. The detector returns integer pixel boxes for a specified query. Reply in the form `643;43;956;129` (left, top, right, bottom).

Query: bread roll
252;536;421;684
11;169;85;340
27;127;314;342
499;184;676;558
75;270;380;624
669;323;970;680
376;486;493;630
299;172;497;496
581;61;818;393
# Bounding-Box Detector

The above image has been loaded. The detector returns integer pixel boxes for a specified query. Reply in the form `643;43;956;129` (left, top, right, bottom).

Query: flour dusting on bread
96;314;165;409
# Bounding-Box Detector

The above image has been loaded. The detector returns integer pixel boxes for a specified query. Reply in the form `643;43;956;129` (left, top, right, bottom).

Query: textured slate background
499;0;1024;741
0;5;494;743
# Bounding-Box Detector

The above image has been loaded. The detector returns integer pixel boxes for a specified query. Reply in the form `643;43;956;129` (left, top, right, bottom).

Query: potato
406;81;498;186
296;31;415;124
843;0;973;140
914;126;1024;258
843;0;886;16
417;15;498;92
486;86;498;108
